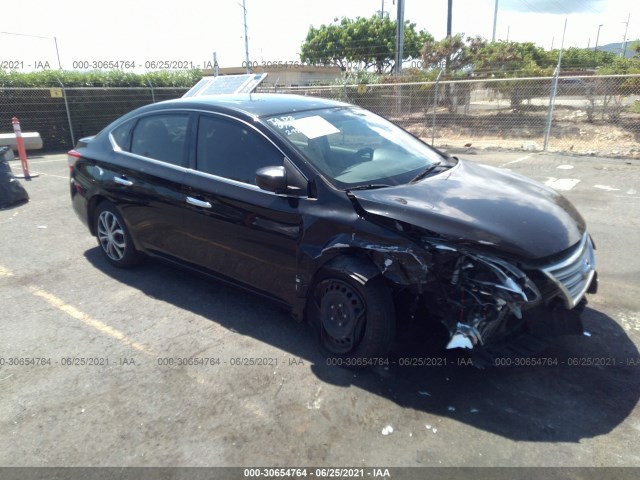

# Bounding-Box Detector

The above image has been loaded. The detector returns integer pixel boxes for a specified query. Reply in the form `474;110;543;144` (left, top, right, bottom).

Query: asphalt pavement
0;150;639;468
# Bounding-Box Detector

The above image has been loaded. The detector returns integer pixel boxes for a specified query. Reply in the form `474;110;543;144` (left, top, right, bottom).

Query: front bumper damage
314;229;597;361
440;233;597;352
444;253;542;350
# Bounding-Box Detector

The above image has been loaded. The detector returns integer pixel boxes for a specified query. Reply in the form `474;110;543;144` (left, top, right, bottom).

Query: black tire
309;270;395;363
94;201;141;268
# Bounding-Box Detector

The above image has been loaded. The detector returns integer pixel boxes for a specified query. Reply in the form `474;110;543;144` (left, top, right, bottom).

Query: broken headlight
443;252;541;349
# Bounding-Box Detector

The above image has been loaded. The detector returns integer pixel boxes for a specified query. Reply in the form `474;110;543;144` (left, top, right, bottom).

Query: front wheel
309;271;395;363
94;201;141;268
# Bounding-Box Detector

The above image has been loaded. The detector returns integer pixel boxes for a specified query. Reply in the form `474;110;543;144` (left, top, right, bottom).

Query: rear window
110;120;134;150
129;115;189;166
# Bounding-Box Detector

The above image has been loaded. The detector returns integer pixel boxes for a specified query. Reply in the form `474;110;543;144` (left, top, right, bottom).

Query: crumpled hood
350;159;586;260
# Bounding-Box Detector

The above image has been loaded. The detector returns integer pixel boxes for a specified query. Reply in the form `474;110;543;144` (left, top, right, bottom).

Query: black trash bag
0;146;29;209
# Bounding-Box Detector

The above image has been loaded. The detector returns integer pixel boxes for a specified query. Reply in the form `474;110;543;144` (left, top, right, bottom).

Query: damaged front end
435;250;543;350
312;225;597;360
428;234;597;354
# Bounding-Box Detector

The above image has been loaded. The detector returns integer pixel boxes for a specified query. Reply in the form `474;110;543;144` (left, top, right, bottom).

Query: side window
196;115;283;185
130;115;188;166
111;120;134;150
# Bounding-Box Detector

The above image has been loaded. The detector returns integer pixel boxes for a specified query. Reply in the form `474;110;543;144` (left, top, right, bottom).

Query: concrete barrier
0;132;43;151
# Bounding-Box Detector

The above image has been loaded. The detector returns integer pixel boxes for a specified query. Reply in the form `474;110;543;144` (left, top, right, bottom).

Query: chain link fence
0;86;188;152
261;74;640;158
1;75;639;157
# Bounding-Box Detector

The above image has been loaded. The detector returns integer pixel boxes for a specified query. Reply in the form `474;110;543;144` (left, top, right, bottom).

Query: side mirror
256;166;287;194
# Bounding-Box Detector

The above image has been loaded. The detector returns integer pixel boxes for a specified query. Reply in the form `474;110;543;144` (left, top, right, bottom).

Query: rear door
179;113;303;303
107;112;192;259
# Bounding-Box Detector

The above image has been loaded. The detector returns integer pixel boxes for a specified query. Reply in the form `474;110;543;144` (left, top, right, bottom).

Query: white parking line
500;154;532;167
19;157;67;164
36;172;68;180
544;178;581;191
594;185;621;192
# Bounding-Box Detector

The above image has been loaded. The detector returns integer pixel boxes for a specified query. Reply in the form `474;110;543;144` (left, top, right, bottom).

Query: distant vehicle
68;94;597;364
557;77;589;95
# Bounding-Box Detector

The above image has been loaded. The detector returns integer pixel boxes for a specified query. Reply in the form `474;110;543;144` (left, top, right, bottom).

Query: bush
0;70;201;151
0;69;203;88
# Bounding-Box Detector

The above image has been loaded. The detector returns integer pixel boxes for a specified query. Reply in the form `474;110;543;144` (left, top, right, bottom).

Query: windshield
264;107;444;189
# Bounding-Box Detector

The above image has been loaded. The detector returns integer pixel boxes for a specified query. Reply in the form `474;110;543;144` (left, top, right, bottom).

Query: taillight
67;149;81;173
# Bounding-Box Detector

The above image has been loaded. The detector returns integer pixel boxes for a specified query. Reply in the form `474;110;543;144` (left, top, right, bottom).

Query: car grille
541;234;596;309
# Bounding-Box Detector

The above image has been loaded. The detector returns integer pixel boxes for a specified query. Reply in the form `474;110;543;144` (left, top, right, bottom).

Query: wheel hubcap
317;279;365;353
97;211;126;261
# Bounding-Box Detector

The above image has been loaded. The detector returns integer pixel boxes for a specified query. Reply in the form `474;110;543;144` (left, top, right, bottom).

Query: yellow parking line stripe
2;265;214;385
27;285;155;355
0;266;14;277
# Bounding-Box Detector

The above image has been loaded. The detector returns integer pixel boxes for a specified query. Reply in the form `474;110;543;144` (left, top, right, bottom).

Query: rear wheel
309;271;395;363
94;202;141;268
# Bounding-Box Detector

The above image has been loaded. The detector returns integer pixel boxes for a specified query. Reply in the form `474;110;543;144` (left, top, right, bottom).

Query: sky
1;0;638;72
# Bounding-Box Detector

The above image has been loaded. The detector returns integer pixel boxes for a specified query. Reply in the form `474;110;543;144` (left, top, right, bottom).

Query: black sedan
68;94;597;364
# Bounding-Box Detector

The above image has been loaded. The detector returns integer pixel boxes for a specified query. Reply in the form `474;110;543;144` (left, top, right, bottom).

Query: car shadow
85;248;640;443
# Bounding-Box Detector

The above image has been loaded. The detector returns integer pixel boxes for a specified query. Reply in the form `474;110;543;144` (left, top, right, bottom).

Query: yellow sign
50;88;63;98
357;84;367;94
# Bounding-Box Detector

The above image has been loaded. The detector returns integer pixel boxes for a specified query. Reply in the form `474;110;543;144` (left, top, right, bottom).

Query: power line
0;31;62;69
0;31;49;39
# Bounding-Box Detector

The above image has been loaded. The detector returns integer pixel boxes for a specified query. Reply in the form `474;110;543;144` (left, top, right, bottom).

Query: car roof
149;93;351;118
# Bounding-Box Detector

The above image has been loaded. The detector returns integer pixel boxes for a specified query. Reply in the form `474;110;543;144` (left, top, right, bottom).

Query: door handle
114;176;133;186
186;196;212;208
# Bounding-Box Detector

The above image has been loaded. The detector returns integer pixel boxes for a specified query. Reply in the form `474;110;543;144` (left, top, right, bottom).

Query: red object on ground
12;117;30;179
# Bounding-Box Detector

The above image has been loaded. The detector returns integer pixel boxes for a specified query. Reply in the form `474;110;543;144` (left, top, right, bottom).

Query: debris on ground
381;425;394;436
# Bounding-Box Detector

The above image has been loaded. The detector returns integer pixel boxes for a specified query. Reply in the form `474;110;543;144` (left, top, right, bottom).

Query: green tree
421;37;553;110
543;47;616;71
421;34;483;72
594;53;640;120
473;41;552;110
473;41;551;76
300;14;432;74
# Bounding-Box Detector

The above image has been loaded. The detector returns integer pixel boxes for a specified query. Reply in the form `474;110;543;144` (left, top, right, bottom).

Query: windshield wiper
348;184;392;191
410;161;449;183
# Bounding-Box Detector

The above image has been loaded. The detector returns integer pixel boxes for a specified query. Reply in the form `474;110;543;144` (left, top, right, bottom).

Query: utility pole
395;0;405;74
242;0;250;73
445;0;452;71
492;0;498;42
544;18;567;151
381;1;396;19
622;13;630;57
594;24;602;52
